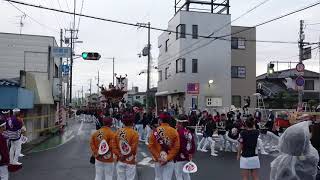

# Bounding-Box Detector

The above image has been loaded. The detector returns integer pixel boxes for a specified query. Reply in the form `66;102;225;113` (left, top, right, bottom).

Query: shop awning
26;73;54;105
155;91;169;96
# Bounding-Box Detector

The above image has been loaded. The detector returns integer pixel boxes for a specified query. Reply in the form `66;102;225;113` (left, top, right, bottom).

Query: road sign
296;63;305;72
302;47;312;60
51;47;71;58
295;76;305;86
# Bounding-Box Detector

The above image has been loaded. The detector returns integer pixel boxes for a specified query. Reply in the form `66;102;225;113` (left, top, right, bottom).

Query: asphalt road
11;119;274;180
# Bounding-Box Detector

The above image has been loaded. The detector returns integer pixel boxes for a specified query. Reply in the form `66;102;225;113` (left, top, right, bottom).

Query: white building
157;0;231;113
0;32;62;141
156;0;256;113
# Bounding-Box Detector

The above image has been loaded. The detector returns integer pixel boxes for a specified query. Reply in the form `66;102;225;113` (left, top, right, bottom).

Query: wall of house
157;10;231;111
231;26;257;108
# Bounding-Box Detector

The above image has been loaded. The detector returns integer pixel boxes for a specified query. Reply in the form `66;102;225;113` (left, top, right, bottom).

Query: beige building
231;26;257;108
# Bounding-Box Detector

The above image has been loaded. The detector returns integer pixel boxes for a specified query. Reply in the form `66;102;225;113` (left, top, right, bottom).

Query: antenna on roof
18;14;26;34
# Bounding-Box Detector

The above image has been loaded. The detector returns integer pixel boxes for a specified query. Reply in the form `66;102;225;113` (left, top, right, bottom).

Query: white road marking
77;121;84;135
138;157;153;167
141;152;148;158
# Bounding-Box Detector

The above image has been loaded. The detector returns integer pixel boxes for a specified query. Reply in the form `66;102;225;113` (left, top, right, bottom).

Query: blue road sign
295;76;305;86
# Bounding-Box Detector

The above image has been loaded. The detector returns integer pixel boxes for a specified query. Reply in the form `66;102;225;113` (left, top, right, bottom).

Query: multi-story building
156;0;256;113
231;26;256;108
0;32;62;141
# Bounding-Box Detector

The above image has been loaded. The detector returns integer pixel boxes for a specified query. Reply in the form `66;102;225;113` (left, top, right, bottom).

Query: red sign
296;63;305;72
187;83;200;94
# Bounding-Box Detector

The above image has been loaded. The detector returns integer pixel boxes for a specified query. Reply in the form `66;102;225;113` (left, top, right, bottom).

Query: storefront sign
187;83;199;94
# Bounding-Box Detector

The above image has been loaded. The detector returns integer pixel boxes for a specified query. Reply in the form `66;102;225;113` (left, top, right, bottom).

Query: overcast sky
1;0;320;96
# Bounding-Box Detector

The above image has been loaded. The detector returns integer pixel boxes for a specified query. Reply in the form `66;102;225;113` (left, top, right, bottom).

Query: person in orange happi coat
113;113;139;180
148;112;180;180
90;117;115;180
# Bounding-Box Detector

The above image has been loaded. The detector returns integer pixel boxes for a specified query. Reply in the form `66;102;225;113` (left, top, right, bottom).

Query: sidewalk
22;117;77;154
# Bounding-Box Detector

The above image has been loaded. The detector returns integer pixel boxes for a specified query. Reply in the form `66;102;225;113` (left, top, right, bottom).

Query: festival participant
12;109;24;158
188;111;198;134
0;118;9;180
270;121;319;180
113;114;139;180
217;113;227;151
254;109;262;130
144;111;154;145
197;114;218;156
237;118;260;180
134;110;144;142
90;117;115;180
148;112;180;180
265;110;275;131
3;110;23;165
174;115;195;180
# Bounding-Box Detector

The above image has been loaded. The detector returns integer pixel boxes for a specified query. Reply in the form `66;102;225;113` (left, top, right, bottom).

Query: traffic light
267;63;275;75
82;52;101;60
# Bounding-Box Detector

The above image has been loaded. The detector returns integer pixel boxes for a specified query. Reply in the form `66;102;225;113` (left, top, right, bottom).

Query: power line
76;0;85;38
165;0;273;59
46;0;63;30
56;0;68;27
306;22;320;26
8;1;57;33
158;0;320;65
276;45;319;61
5;0;320;61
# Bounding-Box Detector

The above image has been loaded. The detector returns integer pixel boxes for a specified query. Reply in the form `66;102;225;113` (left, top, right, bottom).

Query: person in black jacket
188;111;198;134
197;114;218;156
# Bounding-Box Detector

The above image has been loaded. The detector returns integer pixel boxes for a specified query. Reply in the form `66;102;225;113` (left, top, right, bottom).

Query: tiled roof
0;79;20;87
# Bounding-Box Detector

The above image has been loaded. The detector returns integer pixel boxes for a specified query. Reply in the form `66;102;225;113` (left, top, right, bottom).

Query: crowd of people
88;106;320;180
0;109;27;180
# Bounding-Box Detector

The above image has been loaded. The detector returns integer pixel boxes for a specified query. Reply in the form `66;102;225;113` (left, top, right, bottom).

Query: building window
176;58;186;73
232;95;242;107
165;67;169;79
206;97;222;107
206;98;212;106
231;66;246;78
192;25;198;39
158;70;162;81
231;37;246;49
54;64;59;78
136;96;140;99
176;24;186;39
165;39;169;52
192;59;198;73
304;80;314;90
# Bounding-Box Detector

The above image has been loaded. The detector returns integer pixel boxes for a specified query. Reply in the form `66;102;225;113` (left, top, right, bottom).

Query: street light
208;80;214;87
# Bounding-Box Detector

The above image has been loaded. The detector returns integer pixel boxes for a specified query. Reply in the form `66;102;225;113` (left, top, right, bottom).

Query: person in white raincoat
270;121;319;180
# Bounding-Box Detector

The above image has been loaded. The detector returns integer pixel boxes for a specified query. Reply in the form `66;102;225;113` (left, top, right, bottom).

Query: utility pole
97;70;100;94
89;79;92;96
298;20;305;109
81;86;84;106
137;22;151;110
113;57;115;86
318;37;320;104
60;29;63;105
69;30;73;104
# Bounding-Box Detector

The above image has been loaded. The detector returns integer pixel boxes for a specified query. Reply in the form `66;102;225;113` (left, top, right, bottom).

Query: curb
21;134;55;154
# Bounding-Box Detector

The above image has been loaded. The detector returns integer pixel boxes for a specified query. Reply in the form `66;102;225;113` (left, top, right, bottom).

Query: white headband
1;110;10;114
0;122;6;127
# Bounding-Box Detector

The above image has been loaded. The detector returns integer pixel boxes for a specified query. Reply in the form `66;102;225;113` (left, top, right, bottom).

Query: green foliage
265;91;297;109
133;101;143;108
